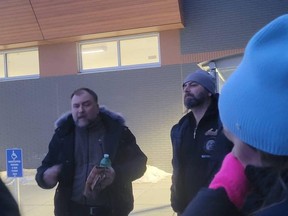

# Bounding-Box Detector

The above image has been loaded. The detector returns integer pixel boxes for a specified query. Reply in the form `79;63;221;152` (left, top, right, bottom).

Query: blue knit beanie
219;14;288;156
183;70;216;94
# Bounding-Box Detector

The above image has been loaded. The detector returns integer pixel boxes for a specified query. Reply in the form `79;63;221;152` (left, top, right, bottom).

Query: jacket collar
54;105;126;129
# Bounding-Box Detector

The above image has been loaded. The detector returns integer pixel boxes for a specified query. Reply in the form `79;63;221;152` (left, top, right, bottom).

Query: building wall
0;65;190;172
1;0;288;172
181;0;288;54
39;43;78;76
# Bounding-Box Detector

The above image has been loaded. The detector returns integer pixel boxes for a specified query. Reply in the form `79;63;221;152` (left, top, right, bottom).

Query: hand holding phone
83;166;105;197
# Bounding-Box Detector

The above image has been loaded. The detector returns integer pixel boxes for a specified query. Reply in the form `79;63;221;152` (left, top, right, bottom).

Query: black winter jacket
0;178;21;216
182;166;288;216
35;107;147;216
170;94;233;213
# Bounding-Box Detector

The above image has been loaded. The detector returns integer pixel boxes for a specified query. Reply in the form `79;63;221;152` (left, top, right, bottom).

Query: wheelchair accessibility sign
6;148;23;178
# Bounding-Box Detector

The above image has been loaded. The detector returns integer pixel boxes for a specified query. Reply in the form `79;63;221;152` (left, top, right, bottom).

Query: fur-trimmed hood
54;105;125;128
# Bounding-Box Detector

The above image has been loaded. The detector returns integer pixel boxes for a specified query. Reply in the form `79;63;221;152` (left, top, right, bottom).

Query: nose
183;84;190;92
78;105;84;112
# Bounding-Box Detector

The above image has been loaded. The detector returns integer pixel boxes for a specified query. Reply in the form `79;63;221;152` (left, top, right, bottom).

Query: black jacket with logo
170;94;233;213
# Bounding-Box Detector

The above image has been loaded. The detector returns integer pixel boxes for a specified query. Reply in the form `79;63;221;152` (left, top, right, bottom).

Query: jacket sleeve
170;124;185;213
35;132;62;189
112;127;147;182
0;178;21;216
182;188;242;216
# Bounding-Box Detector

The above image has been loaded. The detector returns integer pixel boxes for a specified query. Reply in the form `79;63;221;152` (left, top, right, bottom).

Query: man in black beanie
170;69;232;215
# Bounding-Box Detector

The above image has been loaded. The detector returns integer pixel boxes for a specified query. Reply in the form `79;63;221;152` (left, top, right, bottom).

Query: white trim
0;75;39;82
79;62;161;74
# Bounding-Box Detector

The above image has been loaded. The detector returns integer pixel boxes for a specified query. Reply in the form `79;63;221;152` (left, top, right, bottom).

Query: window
81;42;118;70
0;48;39;80
198;54;243;92
79;33;160;72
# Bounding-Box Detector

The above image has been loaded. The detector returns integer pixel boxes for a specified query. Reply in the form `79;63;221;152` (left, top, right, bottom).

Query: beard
184;97;201;109
75;118;90;128
184;92;208;109
74;116;97;128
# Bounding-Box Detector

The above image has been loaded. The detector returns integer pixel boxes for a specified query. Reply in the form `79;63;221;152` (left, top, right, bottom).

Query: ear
96;103;100;114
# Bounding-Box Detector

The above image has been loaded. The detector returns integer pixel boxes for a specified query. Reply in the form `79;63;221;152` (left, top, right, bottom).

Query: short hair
71;88;98;103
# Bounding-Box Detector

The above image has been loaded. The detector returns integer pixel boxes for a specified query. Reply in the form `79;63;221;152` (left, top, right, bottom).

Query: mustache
77;114;86;118
184;93;195;98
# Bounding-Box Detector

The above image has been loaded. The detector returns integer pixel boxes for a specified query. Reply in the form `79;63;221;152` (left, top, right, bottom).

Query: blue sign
6;148;23;178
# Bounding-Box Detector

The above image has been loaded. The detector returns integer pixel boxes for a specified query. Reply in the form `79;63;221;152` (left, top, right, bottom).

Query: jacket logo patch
205;128;218;136
205;139;216;152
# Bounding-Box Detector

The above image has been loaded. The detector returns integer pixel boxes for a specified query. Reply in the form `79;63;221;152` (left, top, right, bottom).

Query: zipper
84;129;90;205
193;124;198;139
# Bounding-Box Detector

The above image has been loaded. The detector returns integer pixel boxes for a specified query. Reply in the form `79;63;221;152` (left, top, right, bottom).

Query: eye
183;82;190;89
83;101;91;107
73;104;79;109
183;82;197;89
189;83;198;87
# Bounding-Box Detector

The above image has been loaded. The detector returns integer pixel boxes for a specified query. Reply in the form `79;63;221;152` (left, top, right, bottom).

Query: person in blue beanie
170;70;233;215
182;14;288;216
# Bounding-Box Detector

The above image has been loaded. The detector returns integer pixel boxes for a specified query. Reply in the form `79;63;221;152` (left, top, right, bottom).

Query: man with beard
35;88;147;216
170;70;232;215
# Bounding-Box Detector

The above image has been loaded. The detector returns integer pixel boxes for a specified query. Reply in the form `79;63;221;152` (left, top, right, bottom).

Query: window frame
0;47;39;81
78;33;161;73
